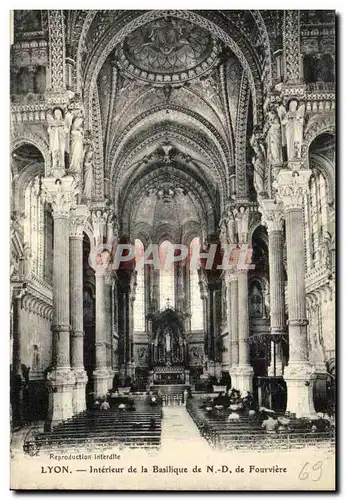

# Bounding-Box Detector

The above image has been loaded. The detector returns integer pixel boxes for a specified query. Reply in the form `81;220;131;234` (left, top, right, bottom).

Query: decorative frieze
12;40;48;68
48;10;66;92
283;10;301;83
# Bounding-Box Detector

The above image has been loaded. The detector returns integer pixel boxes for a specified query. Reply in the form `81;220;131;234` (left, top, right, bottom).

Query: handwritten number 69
299;461;323;482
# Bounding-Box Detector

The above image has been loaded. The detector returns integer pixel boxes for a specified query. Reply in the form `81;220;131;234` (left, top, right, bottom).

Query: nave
18;391;335;457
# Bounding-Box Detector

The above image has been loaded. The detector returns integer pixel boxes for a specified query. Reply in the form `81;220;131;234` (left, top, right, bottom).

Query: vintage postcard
10;9;336;490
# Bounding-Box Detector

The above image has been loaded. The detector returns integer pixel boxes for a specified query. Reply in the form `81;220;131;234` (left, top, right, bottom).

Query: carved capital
273;170;311;211
259;199;285;233
42;176;78;219
70;204;90;238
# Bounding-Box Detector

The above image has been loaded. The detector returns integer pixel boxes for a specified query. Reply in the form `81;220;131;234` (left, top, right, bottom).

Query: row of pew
36;399;163;451
186;397;335;451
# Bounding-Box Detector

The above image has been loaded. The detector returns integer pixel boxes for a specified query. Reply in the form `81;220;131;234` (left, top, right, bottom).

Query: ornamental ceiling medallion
117;17;221;86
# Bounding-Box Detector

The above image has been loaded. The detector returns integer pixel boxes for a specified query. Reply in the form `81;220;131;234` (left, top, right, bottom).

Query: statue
107;213;115;246
264;289;270;318
92;210;104;246
278;100;305;161
219;213;228;242
234;206;249;243
22;242;32;278
83;135;94;200
47;108;71;170
165;329;171;353
320;231;332;269
69;109;84;174
265;109;283;165
250;133;266;196
219;209;237;244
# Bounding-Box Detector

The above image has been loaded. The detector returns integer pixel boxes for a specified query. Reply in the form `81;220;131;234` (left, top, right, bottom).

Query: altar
147;305;190;385
153;365;185;384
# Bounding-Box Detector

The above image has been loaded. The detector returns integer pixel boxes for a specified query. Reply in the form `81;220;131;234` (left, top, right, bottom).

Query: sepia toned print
10;9;336;491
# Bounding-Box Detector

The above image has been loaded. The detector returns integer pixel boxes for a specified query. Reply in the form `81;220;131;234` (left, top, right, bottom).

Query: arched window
190;237;203;330
159;240;175;308
133;239;145;331
307;170;329;267
23;175;44;278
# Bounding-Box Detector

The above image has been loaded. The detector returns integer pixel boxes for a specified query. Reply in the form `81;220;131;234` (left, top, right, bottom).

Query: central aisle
160;405;210;452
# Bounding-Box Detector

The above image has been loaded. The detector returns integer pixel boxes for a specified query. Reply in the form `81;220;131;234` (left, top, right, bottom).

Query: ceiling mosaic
117;17;221;85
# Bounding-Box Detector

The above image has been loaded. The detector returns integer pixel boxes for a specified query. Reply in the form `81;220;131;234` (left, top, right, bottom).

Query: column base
93;369;110;399
284;363;316;417
231;365;254;393
72;370;88;415
46;369;75;429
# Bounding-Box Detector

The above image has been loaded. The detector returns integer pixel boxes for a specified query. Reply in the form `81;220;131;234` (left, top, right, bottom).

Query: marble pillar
235;270;253;392
229;271;239;388
11;286;27;424
127;284;135;379
69;205;89;414
223;271;232;373
105;277;114;389
42;176;77;426
199;271;209;367
231;204;253;392
93;267;109;398
260;200;286;376
275;169;315;416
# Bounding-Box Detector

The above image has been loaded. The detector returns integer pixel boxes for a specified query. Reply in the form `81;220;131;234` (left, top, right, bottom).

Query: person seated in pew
228;410;240;421
100;399;110;411
262;415;279;434
118;403;126;411
93;399;101;409
241;391;254;410
150;394;157;406
149;417;156;430
228;388;241;404
200;397;212;409
127;400;136;412
213;391;225;406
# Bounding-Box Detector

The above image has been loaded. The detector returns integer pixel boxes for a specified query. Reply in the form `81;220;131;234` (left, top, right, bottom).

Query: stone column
229;271;239;388
42;176;77;426
231;205;253;392
69;205;89;414
236;269;253;392
93;266;109;398
127;273;136;379
275;169;315;416
105;276;114;389
11;285;27;424
260;200;286;376
199;270;209;368
223;272;232;373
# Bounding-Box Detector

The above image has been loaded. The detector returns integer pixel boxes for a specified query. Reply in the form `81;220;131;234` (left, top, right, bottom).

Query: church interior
10;10;335;451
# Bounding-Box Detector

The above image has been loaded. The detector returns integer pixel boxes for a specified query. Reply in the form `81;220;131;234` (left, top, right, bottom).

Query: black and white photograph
9;9;336;490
